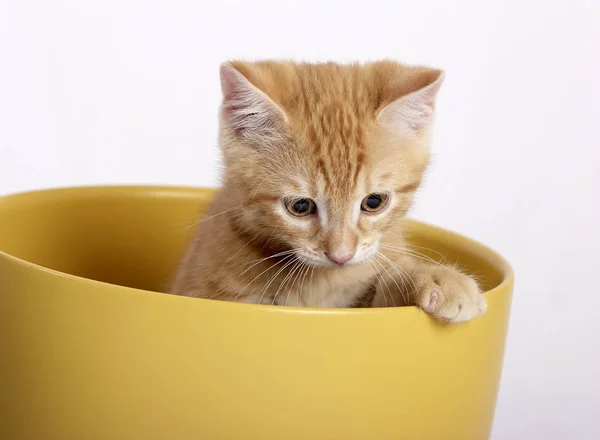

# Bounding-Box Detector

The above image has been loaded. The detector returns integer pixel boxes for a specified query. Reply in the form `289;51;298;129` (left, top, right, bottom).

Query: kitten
171;60;486;323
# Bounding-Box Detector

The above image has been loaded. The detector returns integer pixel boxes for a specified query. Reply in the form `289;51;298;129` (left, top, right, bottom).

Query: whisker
225;237;255;265
370;258;392;307
403;249;444;267
307;266;316;305
380;244;444;268
395;248;466;283
234;253;295;302
284;261;306;306
372;256;398;307
366;260;388;307
373;255;398;305
239;248;302;276
377;251;416;292
405;244;447;262
376;253;415;306
296;262;311;305
257;255;297;305
272;260;302;305
284;260;305;305
182;209;233;231
257;227;277;254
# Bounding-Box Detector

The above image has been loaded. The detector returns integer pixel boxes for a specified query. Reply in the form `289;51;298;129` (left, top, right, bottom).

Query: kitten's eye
285;198;317;217
361;193;389;213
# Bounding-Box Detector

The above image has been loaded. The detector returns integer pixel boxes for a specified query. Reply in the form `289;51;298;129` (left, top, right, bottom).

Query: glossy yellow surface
0;186;513;440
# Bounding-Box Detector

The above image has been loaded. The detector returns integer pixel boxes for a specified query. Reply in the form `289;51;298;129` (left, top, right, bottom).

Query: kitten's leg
372;258;487;324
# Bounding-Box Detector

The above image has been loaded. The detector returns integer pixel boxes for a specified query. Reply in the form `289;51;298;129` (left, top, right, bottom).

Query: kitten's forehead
227;60;438;202
302;124;369;197
283;110;401;203
289;66;378;198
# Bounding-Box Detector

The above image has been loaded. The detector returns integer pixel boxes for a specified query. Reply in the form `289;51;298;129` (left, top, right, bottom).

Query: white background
1;1;599;438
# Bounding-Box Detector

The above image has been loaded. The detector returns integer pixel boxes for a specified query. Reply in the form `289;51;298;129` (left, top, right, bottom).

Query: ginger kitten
171;60;486;323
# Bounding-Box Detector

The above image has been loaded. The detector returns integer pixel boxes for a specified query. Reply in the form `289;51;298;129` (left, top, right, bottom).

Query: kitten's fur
171;60;486;323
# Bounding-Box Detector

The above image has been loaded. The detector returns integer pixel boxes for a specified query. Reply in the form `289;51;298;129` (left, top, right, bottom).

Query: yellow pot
0;186;513;440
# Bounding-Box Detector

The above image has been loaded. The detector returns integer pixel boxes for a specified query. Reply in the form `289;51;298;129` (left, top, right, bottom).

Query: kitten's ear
219;63;287;138
377;70;444;135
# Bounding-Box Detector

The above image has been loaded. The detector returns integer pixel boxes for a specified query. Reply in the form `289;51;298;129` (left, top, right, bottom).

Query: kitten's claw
415;268;486;324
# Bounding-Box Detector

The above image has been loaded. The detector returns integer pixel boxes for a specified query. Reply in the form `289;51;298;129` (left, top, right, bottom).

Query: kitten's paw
415;267;486;324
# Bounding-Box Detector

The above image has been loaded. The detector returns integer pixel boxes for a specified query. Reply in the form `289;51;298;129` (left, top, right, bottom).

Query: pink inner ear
378;73;444;135
220;64;241;103
219;65;247;128
219;63;285;136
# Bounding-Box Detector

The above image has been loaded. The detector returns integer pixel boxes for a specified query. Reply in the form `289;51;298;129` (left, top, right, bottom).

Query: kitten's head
218;60;443;268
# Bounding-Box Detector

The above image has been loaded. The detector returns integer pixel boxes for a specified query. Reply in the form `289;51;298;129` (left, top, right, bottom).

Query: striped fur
171;60;486;323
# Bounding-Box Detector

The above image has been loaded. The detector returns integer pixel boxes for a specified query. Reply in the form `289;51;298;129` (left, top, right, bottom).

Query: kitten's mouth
295;245;379;269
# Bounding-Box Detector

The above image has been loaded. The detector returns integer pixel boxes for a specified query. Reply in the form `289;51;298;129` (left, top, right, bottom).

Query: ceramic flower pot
0;186;513;440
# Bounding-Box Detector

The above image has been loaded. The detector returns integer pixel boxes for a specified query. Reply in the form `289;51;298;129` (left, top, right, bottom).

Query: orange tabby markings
170;60;486;323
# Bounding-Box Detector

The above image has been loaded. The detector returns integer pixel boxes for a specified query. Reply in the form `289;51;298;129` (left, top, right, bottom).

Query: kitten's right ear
219;63;287;138
377;68;444;136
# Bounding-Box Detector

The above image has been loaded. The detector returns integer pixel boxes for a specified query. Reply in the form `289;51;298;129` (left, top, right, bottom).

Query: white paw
415;268;487;324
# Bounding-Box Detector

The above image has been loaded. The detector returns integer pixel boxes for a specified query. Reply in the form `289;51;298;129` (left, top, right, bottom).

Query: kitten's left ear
377;70;444;135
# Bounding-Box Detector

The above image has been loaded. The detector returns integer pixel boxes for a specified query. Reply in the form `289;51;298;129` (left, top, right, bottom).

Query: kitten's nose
325;251;355;265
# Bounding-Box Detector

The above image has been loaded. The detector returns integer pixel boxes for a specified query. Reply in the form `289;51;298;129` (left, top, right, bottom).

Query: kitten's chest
273;266;374;308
